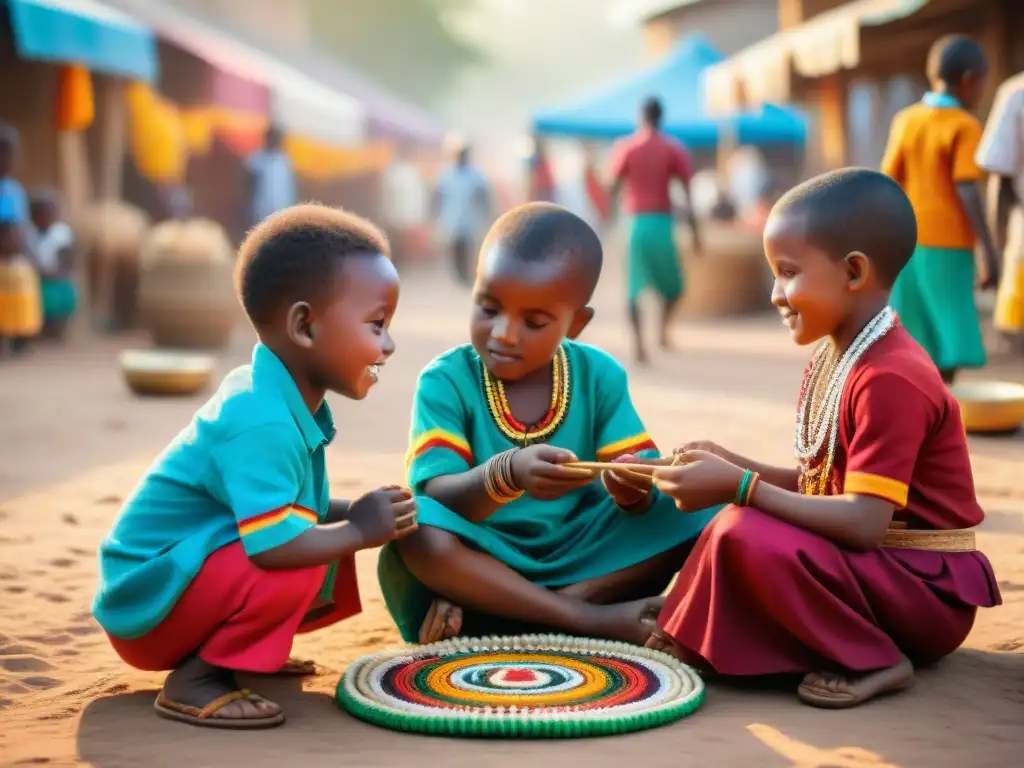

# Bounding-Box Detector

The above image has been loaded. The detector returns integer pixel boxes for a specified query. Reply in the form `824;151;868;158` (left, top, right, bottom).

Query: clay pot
677;220;771;319
137;218;240;349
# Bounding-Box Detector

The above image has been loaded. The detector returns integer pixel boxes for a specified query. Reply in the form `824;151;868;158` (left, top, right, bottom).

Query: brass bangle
484;450;523;504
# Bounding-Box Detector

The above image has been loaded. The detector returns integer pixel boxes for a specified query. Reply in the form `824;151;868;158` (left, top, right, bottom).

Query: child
645;169;1001;709
881;34;1000;383
378;202;721;646
93;204;417;729
29;190;77;339
0;124;28;225
0;217;42;356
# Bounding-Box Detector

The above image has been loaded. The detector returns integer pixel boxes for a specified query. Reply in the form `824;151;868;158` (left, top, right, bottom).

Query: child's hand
978;256;1000;291
675;440;735;463
348;486;418;548
654;450;745;512
602;454;653;509
511;445;595;501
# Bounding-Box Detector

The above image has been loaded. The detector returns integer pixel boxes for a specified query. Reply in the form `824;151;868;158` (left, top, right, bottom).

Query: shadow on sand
76;650;1024;768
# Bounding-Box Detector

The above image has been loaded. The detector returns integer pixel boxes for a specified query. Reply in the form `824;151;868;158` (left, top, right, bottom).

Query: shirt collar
923;91;961;109
251;343;336;451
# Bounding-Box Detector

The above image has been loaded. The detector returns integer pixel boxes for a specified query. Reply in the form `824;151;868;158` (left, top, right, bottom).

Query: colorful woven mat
336;634;705;738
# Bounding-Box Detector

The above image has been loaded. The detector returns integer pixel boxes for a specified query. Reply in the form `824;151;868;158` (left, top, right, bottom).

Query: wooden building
703;0;1024;173
614;0;779;61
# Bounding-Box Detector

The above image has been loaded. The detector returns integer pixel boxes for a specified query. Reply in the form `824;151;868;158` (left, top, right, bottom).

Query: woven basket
137;219;239;349
677;221;770;319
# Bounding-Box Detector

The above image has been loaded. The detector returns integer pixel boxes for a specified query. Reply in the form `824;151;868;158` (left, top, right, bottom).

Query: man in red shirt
609;97;701;363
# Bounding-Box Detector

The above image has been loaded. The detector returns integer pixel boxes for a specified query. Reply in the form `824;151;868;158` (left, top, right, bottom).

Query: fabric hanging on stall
179;107;266;157
283;136;394;180
55;64;95;132
125;82;188;185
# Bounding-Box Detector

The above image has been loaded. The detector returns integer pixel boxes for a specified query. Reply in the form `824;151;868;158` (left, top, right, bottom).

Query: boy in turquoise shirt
94;204;417;729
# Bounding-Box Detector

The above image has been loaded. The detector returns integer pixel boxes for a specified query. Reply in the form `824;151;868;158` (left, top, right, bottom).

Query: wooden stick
564;461;669;475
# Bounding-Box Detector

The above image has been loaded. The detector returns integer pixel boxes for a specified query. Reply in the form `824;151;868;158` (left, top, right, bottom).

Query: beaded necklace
481;346;571;446
795;306;896;495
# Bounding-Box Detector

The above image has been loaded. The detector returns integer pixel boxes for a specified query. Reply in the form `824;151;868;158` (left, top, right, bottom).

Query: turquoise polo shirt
93;344;336;640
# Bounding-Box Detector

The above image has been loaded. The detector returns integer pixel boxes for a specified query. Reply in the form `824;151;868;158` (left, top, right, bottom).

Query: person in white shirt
432;142;492;286
382;145;428;268
245;125;297;228
977;71;1024;343
28;190;76;340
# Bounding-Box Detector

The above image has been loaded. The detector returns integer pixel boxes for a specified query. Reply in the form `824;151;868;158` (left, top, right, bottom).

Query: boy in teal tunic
379;202;720;645
94;205;417;729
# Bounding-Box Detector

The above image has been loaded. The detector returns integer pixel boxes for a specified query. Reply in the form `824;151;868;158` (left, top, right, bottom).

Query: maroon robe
658;325;1002;675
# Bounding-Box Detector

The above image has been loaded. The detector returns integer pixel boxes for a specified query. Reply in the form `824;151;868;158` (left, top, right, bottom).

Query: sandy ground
1;267;1023;767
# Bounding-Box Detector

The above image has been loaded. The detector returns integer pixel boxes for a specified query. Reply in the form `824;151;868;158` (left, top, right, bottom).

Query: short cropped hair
771;168;917;286
642;97;663;128
29;188;60;211
927;35;988;87
234;203;390;328
0;123;18;147
481;202;604;302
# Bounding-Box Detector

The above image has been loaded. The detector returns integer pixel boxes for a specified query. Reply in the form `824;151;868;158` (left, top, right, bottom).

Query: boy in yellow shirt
881;34;1000;383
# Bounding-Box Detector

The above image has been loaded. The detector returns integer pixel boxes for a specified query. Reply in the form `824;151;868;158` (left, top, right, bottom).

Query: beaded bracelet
734;470;760;506
745;472;760;505
484;449;524;504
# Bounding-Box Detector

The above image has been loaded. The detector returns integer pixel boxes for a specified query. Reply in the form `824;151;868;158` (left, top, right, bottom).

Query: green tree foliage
303;0;485;107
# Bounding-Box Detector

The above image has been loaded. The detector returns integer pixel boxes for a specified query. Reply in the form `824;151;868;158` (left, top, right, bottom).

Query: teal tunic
93;344;340;640
378;340;720;642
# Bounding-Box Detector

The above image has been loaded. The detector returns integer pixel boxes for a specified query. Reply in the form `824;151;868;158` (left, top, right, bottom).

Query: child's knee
395;525;461;567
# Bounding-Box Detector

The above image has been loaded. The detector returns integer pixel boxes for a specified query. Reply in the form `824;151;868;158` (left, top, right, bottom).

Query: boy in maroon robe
635;169;1001;709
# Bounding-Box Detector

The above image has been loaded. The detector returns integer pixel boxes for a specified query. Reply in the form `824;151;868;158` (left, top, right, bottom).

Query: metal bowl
951;380;1024;434
119;349;215;397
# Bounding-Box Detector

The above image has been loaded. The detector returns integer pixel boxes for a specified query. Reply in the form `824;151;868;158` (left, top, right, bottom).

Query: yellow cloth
994;206;1024;333
0;256;43;337
284;136;394;180
126;83;188;185
56;65;94;132
882;102;983;250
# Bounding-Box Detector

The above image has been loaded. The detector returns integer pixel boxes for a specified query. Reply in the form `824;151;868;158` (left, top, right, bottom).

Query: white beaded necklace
794;306;896;492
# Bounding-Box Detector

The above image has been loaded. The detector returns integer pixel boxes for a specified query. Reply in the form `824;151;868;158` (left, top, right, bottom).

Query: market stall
531;35;806;319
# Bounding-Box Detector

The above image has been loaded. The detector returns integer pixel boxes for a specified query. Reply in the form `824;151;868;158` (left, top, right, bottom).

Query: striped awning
703;0;930;114
5;0;158;81
109;0;366;145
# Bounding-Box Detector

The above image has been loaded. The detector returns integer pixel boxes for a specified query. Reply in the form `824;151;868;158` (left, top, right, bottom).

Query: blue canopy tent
3;0;158;82
531;35;804;150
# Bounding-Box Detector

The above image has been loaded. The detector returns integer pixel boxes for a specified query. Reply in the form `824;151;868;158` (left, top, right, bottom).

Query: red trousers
108;542;361;673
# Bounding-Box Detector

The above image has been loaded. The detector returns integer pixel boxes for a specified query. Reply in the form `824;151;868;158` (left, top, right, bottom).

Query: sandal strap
197;688;252;719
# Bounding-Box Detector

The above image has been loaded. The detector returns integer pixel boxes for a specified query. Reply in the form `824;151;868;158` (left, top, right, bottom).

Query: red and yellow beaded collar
481;346;571;445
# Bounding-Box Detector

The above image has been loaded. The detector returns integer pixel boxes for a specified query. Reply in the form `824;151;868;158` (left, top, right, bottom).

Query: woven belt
882;527;976;552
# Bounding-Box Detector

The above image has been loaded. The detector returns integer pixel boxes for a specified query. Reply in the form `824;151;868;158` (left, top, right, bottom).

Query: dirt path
1;269;1022;767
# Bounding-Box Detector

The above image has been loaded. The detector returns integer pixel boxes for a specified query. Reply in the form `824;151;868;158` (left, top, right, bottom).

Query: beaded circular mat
336;634;705;738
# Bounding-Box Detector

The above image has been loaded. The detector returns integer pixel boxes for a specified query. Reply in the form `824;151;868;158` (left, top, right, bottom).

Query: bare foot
156;655;283;728
797;656;914;709
276;657;318;676
419;598;464;644
645;628;685;660
585;597;663;646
